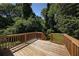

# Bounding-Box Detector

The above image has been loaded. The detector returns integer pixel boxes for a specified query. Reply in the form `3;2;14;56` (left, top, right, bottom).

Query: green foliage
46;28;54;40
13;17;27;33
56;15;79;39
13;16;45;33
46;28;54;35
74;29;79;38
41;8;48;18
1;3;79;40
0;16;14;29
0;16;7;28
22;3;35;19
12;4;23;17
3;27;17;35
48;4;60;18
0;3;23;18
46;4;61;32
0;29;4;35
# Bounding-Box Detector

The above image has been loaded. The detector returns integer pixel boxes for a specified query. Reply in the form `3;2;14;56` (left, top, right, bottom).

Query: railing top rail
0;32;44;38
63;34;79;47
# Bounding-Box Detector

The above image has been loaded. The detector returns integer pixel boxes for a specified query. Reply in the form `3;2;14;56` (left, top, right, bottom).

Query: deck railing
0;32;46;49
63;34;79;56
49;33;79;56
0;32;79;56
0;33;26;49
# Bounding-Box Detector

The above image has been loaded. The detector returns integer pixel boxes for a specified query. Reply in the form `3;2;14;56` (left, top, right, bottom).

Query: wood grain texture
13;40;70;56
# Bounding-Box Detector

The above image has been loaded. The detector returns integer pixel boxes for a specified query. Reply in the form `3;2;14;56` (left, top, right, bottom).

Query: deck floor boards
13;40;70;56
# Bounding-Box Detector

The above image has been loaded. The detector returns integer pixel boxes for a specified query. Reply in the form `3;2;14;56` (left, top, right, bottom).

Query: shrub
46;28;54;40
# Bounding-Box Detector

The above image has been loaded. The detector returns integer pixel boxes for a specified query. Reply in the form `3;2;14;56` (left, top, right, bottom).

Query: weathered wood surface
13;40;70;56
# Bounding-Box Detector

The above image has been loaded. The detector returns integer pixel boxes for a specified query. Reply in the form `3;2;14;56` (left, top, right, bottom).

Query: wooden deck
13;40;70;56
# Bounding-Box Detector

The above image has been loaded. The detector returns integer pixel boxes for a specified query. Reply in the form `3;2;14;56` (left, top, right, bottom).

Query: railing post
25;33;26;42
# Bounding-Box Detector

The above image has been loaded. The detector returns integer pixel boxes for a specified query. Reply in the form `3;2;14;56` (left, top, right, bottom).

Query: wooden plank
13;40;70;56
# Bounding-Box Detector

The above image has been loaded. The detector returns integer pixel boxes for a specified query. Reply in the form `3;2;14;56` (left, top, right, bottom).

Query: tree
41;8;49;29
0;3;23;18
0;3;15;17
12;3;23;17
22;3;35;20
0;15;14;29
47;4;61;32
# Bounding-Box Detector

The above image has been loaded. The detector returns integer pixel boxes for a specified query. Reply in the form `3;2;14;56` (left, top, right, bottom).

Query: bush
46;28;54;40
74;29;79;39
46;28;54;35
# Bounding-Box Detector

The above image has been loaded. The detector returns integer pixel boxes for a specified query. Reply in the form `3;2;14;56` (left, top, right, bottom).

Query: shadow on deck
0;48;14;56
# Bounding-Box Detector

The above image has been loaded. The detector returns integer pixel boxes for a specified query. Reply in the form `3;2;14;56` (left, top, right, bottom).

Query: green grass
49;33;64;44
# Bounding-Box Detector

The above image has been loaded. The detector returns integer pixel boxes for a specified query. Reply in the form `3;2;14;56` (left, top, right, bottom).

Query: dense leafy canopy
0;3;79;40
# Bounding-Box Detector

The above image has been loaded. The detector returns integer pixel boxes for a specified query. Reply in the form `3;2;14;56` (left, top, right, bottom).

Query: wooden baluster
5;37;7;48
74;44;76;56
16;36;18;45
71;42;73;56
19;35;21;42
26;34;27;42
4;38;7;48
18;35;20;44
21;35;22;42
13;36;14;47
2;38;4;48
77;46;79;56
12;36;13;48
73;43;75;56
23;34;25;42
76;46;77;56
7;37;8;48
75;44;77;56
22;35;24;42
77;46;78;56
8;37;10;48
10;36;12;48
69;40;71;54
16;36;18;44
11;36;13;47
15;36;18;45
75;44;76;56
19;35;21;43
2;37;3;48
25;34;26;42
15;36;19;43
14;36;15;46
15;36;16;46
